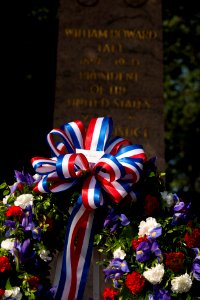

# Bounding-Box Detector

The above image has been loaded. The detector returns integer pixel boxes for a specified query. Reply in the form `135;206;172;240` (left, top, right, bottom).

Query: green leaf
0;182;7;189
5;278;12;290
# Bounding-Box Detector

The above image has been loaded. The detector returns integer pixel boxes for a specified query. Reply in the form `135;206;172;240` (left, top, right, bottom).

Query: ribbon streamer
31;117;146;300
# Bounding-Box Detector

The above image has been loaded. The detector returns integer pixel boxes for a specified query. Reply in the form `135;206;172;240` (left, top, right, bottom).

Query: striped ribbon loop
31;117;146;300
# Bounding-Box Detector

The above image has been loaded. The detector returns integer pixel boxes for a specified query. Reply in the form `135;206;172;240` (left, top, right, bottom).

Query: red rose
164;252;185;272
184;228;200;248
0;288;5;297
144;195;159;216
103;287;118;300
125;271;145;295
5;205;23;220
0;256;12;272
131;236;148;250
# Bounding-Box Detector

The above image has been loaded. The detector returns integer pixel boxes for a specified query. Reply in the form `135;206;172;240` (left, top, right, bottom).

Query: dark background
1;0;58;183
1;1;200;202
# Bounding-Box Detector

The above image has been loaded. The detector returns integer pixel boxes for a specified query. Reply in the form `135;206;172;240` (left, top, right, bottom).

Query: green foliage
163;1;200;196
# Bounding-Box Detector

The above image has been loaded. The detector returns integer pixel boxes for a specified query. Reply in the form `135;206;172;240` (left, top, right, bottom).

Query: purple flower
151;241;163;263
103;258;130;287
20;206;41;240
14;238;36;264
4;220;16;227
10;170;35;193
173;193;179;203
149;285;171;300
32;226;42;240
172;201;191;225
136;240;151;262
44;286;57;299
149;226;162;239
104;207;130;233
120;214;130;226
21;206;33;229
136;238;162;263
4;220;16;237
192;248;200;281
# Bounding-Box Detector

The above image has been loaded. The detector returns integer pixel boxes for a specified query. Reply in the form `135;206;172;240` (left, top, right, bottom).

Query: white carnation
143;263;165;284
5;286;22;300
138;217;161;237
1;238;15;251
39;249;52;262
14;194;34;209
171;273;192;293
113;247;126;259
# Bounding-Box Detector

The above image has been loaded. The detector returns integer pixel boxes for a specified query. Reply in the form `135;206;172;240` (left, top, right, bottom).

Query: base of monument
50;249;106;300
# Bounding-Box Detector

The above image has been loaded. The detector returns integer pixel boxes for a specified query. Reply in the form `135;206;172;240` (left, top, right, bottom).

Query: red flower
144;195;159;216
103;287;118;300
0;256;12;272
14;183;24;192
0;288;5;297
184;228;200;248
125;271;145;295
164;252;185;272
131;236;147;250
27;276;40;290
5;205;23;220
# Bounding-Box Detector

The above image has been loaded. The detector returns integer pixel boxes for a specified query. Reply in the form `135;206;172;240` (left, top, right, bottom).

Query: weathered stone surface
54;0;164;170
54;0;164;298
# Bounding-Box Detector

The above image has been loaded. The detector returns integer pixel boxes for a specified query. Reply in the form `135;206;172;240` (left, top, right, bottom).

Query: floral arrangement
0;170;78;300
0;116;199;300
94;157;200;300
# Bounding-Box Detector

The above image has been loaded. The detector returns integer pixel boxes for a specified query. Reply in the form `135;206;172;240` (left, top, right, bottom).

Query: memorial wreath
0;117;199;300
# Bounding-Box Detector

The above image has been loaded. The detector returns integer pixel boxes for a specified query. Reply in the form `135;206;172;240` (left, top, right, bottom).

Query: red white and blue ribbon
31;117;146;300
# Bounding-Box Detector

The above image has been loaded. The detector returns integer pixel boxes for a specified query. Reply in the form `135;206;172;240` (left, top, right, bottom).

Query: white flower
138;217;161;237
113;247;126;259
14;194;34;209
33;173;42;182
4;286;22;300
143;263;165;284
3;195;10;205
171;273;192;293
1;238;15;251
39;249;52;262
161;191;174;209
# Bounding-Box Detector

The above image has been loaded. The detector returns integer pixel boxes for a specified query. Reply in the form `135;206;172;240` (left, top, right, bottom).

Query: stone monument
53;0;164;298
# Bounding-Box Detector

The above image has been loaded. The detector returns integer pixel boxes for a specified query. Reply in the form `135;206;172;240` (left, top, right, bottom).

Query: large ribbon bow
31;117;146;300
